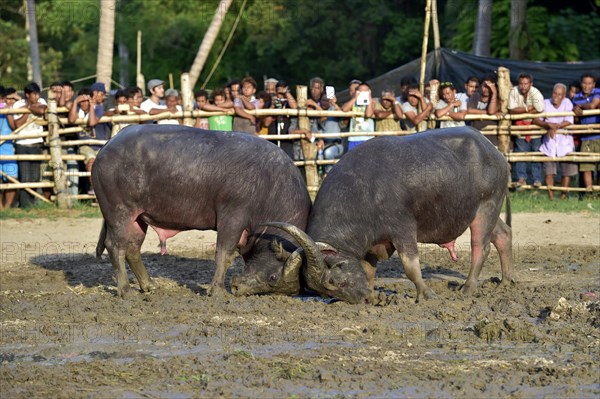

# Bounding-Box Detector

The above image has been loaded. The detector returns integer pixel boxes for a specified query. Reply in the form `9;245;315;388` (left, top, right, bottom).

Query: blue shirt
572;88;600;140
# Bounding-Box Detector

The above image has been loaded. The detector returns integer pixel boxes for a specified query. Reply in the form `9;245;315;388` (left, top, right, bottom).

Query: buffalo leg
105;229;131;298
124;220;154;292
395;241;436;301
491;217;515;287
209;225;243;295
463;209;496;295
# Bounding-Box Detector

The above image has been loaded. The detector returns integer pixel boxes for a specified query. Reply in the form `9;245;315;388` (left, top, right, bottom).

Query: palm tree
473;0;492;56
510;0;527;59
188;0;234;90
96;0;116;91
26;0;42;87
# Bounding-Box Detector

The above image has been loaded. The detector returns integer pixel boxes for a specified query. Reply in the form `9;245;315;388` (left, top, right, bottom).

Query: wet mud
1;214;598;398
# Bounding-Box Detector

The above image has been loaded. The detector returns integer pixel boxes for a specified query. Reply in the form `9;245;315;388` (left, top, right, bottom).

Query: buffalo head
230;236;303;296
263;222;373;304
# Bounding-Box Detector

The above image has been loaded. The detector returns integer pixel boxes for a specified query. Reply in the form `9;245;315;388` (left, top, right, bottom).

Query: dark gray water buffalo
93;124;311;298
268;127;514;304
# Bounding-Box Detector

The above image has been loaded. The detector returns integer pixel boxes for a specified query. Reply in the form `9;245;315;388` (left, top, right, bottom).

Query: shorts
0;142;18;181
544;162;578;177
79;145;99;164
579;139;600;172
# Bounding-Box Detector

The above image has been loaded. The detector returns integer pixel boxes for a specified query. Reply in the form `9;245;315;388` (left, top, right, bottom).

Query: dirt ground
1;212;599;398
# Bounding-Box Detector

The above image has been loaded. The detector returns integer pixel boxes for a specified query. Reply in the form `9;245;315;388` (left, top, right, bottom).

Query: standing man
468;74;502;145
508;73;545;188
342;82;375;150
534;83;575;200
435;82;467;128
81;83;111;194
7;82;47;207
141;79;166;116
573;73;600;192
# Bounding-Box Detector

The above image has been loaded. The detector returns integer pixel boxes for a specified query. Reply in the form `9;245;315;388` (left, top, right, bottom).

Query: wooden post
427;80;439;130
181;72;194;126
296;85;319;200
419;0;432;95
46;92;71;208
169;73;174;90
497;66;512;154
431;0;440;50
136;30;145;94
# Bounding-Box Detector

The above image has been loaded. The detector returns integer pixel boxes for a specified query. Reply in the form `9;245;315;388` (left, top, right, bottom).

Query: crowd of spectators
0;71;599;208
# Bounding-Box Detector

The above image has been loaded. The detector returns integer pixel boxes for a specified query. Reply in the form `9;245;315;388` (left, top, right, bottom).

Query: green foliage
506;191;600;214
447;0;600;62
0;201;102;220
1;0;597;91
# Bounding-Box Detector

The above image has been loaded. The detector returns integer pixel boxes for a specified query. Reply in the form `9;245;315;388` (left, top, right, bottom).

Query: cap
165;88;179;97
147;79;165;92
90;82;106;93
264;78;279;84
349;79;362;85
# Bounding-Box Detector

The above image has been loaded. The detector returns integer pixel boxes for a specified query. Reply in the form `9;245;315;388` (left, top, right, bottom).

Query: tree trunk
510;0;527;60
473;0;492;56
188;0;233;90
96;0;116;91
26;0;42;87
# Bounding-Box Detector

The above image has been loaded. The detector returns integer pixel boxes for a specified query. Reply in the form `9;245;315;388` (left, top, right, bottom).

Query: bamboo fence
1;81;599;207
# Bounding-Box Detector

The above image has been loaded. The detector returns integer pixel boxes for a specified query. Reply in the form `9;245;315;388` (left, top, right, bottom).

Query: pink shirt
539;98;574;157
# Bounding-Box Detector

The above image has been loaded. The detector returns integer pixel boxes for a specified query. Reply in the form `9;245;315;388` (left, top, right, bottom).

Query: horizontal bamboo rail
1;86;599;204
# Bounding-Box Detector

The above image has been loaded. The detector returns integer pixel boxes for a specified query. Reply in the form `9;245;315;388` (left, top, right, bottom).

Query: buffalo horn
261;222;327;290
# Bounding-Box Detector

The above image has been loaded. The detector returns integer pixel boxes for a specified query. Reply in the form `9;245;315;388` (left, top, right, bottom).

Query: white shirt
12;98;47;145
157;105;183;125
140;98;166;114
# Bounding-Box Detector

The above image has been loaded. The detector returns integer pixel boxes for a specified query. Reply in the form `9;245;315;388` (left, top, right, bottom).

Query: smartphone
326;86;335;99
356;91;370;106
117;104;130;113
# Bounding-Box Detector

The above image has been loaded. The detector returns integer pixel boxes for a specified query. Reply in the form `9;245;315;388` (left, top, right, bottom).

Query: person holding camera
268;81;299;160
342;81;375;150
435;82;467;129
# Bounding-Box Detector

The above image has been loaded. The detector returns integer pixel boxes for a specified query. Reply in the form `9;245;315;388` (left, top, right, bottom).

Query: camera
326;86;335;99
117;103;130;113
274;97;287;109
356;91;370;106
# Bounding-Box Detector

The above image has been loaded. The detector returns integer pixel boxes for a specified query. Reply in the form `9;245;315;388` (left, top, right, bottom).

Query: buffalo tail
96;220;107;258
504;188;512;228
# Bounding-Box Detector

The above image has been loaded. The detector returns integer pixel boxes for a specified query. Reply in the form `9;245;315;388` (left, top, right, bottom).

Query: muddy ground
1;212;599;398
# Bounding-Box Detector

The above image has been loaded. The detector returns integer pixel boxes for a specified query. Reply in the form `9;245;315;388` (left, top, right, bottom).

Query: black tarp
353;48;600;99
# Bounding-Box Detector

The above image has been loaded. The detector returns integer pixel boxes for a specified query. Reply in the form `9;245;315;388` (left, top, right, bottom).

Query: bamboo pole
0;154;85;161
0;171;52;202
181;72;194;126
46;93;71;208
427;80;439;129
419;0;432;96
431;0;440;50
136;30;145;94
497;67;512;154
169;73;174;90
0;181;55;190
296;85;319;200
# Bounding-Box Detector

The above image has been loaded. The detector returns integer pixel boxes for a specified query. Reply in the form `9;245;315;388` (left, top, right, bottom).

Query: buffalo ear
360;260;376;290
270;239;290;262
282;248;303;282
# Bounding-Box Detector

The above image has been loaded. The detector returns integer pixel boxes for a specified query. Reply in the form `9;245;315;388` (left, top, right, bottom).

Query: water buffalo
267;127;514;304
93;124;311;298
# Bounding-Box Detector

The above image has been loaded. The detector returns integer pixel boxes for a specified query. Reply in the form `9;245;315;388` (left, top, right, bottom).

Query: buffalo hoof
139;278;158;293
498;278;517;289
117;284;135;299
207;285;229;298
461;283;477;296
416;287;437;303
